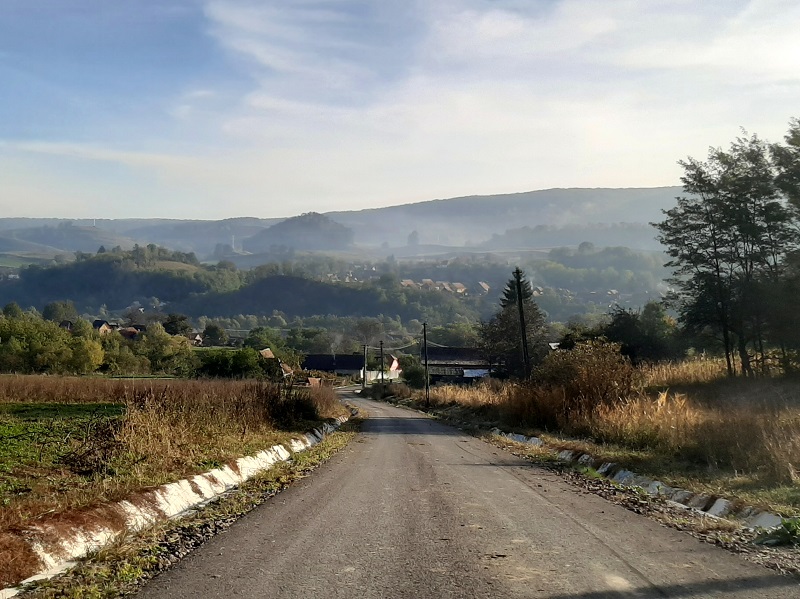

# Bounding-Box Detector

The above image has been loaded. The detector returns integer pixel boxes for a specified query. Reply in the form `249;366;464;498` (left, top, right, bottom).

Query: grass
0;375;347;588
412;355;800;516
13;423;359;598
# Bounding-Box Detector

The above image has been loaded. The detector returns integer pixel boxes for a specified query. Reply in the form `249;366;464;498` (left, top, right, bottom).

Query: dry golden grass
0;374;134;404
0;375;346;542
424;355;800;494
583;391;704;452
427;379;513;408
641;357;729;387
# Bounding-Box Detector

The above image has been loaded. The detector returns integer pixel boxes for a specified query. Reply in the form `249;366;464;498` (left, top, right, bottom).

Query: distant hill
175;274;473;322
0;187;682;259
328;187;681;247
0;248;216;311
242;213;354;253
0;235;63;255
2;223;137;254
481;223;662;251
178;275;377;318
122;217;282;256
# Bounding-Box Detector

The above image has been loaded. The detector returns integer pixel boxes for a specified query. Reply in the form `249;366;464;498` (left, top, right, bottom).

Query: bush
534;341;638;419
402;364;427;389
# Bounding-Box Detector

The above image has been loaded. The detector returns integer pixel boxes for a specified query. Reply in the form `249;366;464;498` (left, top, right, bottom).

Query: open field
0;255;51;268
0;375;346;587
410;357;800;515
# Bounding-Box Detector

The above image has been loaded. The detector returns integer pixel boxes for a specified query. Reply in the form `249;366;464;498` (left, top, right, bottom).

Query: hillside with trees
176;274;479;325
242;213;354;253
0;245;239;311
0;187;682;260
2;222;137;254
481;223;662;251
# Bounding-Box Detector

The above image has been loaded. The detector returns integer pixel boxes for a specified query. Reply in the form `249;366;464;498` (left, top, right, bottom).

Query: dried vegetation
422;347;800;511
0;375;346;587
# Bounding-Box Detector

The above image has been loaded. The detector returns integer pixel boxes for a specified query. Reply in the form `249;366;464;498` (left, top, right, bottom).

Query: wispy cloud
1;0;799;218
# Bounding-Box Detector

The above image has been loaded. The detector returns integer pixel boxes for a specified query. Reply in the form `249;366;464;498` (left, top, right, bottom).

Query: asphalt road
138;393;799;598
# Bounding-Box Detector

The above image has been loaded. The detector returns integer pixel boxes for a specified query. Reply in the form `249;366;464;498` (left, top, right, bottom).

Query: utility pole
362;344;367;390
423;322;430;408
380;340;385;386
514;267;531;378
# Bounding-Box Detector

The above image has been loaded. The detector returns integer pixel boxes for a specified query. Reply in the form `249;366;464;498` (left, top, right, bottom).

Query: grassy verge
14;422;359;598
0;375;348;588
389;353;800;516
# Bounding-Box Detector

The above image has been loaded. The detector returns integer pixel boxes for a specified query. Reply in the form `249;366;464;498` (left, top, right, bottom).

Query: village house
302;354;366;377
420;278;436;290
186;330;204;346
92;319;113;335
423;347;491;384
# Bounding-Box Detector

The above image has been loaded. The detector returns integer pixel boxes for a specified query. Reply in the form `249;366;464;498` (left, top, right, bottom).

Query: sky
1;0;799;219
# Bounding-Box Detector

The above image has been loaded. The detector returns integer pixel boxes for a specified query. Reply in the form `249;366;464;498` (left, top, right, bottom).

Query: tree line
654;120;800;375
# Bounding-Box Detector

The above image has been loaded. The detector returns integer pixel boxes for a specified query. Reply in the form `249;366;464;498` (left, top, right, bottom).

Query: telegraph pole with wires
423;322;430;408
362;344;368;390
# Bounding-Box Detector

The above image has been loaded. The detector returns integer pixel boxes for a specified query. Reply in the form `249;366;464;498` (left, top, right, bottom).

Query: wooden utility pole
423;322;430;408
362;344;367;390
380;340;385;385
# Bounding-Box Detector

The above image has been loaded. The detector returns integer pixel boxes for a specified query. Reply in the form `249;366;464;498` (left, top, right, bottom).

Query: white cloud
3;0;800;218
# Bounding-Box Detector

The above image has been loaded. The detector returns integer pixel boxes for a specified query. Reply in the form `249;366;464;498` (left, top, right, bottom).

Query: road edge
0;415;350;599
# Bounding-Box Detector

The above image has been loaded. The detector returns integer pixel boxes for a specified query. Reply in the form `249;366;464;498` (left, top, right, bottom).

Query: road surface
138;393;799;598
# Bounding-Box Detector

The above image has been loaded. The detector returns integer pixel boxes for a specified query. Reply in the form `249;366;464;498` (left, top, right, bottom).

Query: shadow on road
361;415;463;436
543;573;798;598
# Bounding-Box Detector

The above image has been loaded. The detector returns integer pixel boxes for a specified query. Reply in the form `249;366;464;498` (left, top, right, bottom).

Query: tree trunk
737;335;753;377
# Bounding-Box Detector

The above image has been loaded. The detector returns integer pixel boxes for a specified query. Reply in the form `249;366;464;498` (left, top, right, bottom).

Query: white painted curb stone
0;415;349;599
489;427;787;533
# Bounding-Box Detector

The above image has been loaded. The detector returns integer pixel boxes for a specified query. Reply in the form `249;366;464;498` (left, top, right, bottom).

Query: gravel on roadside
493;438;800;579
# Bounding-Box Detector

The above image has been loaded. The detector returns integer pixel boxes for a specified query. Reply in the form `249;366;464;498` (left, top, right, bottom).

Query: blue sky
1;0;799;218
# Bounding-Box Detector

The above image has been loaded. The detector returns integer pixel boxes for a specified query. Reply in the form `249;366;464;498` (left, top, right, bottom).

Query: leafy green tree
230;348;264;379
99;332;148;374
197;348;265;379
0;336;26;371
2;302;23;319
654;131;798;375
0;313;73;373
352;318;383;348
602;303;680;364
243;326;281;350
69;337;104;374
138;323;198;375
285;328;333;353
42;301;79;323
772;118;800;210
69;318;95;338
202;323;229;347
427;323;479;347
398;354;426;388
162;313;192;336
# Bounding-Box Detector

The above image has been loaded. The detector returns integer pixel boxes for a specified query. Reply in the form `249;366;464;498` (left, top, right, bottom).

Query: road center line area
137;396;800;598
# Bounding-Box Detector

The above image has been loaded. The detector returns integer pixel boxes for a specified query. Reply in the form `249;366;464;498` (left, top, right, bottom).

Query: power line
365;341;419;351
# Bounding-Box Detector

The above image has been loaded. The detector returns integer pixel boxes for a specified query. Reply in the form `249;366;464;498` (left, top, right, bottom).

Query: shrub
534;341;638;419
403;365;427;389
